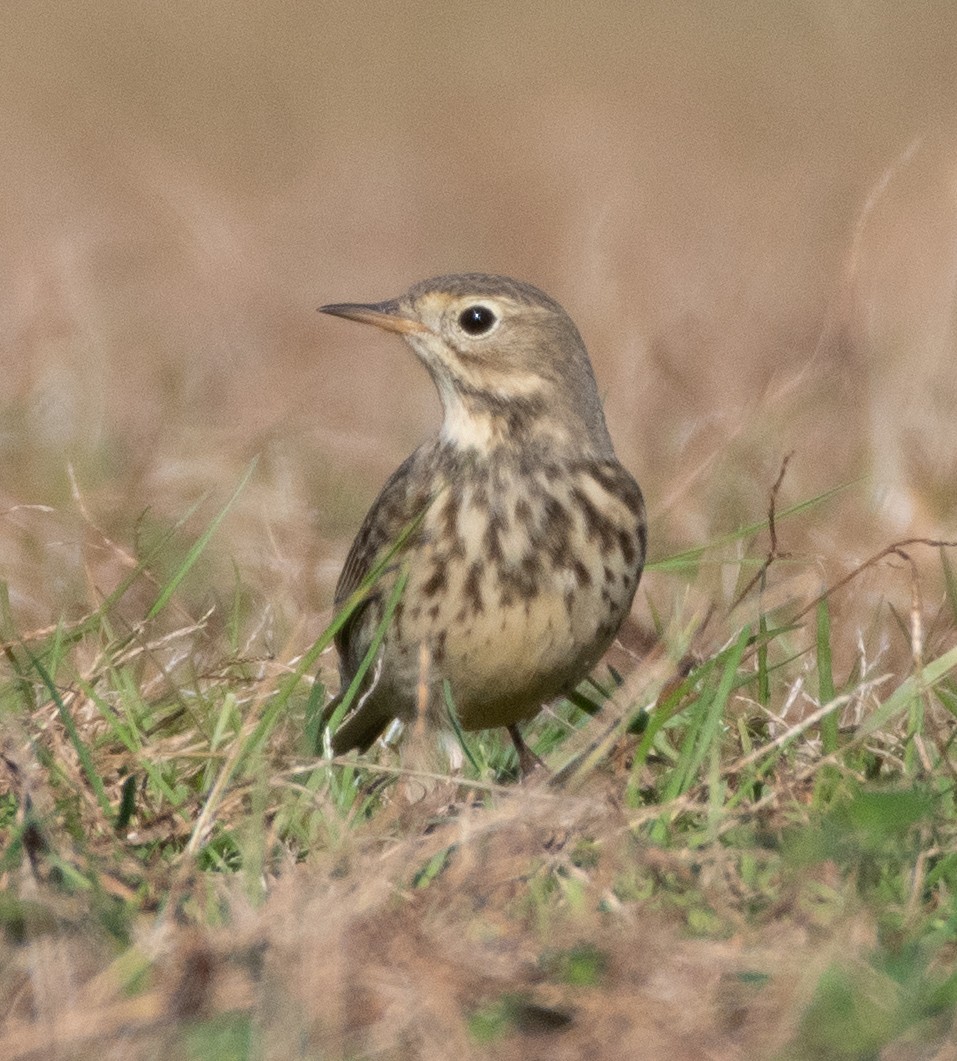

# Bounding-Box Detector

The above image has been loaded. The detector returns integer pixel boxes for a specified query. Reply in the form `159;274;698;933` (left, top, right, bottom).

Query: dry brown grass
0;767;881;1060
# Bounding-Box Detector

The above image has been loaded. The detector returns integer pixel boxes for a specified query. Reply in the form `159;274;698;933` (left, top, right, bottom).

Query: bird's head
320;274;615;457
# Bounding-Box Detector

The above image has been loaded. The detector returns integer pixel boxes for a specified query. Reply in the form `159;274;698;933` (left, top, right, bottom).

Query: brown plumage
319;274;646;773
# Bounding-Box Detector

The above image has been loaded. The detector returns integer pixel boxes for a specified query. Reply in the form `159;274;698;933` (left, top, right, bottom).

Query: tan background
2;0;957;639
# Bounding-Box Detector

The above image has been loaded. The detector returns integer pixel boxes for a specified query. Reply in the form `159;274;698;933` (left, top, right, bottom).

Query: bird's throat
438;384;576;455
439;399;502;451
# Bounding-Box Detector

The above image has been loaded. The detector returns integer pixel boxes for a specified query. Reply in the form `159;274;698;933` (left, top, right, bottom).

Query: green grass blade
648;480;859;573
665;625;750;801
147;456;259;620
817;598;838;753
756;611;770;707
444;680;481;773
27;647;115;823
272;506;428;712
855;643;957;742
324;566;409;737
941;546;957;624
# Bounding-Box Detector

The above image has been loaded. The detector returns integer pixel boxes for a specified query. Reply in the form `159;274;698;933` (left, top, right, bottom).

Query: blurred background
2;0;957;653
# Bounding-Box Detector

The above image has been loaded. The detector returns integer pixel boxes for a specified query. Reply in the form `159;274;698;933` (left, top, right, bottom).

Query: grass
2;476;957;1059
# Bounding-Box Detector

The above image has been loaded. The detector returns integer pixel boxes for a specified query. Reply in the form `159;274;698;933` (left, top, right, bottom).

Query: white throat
438;389;499;451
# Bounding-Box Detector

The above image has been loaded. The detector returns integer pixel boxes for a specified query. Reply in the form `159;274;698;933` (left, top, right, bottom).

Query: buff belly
366;462;644;733
379;557;632;731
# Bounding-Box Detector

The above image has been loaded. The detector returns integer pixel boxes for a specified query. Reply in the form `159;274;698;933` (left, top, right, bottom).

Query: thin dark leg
507;724;546;778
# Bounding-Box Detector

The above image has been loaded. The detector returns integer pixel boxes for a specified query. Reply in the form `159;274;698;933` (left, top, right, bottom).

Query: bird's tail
319;692;392;754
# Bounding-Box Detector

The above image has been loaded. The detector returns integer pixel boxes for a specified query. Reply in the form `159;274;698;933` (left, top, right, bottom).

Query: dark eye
458;304;497;336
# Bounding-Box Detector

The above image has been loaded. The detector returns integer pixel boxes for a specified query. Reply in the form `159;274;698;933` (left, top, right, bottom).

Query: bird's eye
458;304;497;336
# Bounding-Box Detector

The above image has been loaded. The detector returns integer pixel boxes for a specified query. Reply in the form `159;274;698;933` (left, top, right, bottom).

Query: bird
318;274;646;775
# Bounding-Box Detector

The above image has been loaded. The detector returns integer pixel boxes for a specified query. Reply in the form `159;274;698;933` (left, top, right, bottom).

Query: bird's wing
334;516;378;612
332;450;425;667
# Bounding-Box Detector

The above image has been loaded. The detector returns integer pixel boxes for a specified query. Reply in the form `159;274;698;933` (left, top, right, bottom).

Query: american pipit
319;274;646;774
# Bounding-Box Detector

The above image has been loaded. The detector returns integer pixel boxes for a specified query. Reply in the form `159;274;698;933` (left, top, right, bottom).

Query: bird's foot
507;724;547;780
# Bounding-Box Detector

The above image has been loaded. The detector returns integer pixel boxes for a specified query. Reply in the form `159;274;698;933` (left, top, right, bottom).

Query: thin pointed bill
318;298;430;335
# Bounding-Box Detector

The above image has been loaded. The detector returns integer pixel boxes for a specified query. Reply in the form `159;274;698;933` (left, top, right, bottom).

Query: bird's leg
507;724;546;778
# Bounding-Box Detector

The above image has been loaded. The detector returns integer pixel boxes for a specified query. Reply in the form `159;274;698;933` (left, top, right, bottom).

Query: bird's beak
318;299;430;336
